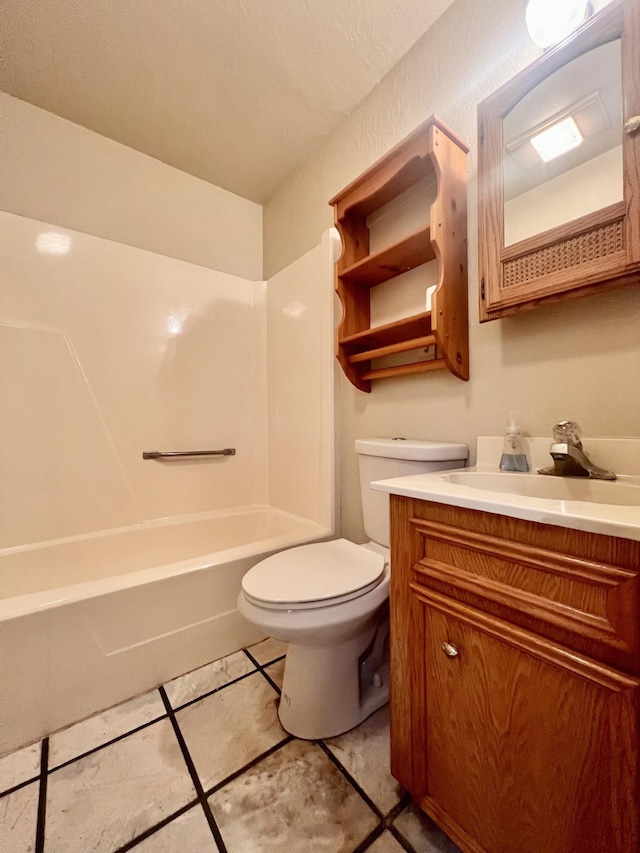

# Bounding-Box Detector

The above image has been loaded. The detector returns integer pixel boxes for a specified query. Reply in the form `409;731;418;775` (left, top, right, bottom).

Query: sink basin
441;471;640;506
372;437;640;542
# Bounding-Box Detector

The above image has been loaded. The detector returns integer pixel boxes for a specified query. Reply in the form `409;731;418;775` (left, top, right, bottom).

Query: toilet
237;437;468;739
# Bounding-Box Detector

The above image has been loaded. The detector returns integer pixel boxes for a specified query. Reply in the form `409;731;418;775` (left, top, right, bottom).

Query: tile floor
1;638;462;853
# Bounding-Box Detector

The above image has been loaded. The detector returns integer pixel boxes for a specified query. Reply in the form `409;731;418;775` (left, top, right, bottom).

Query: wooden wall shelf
340;225;436;287
329;115;470;392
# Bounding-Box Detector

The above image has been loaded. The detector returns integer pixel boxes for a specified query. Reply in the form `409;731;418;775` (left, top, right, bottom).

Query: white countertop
372;437;640;542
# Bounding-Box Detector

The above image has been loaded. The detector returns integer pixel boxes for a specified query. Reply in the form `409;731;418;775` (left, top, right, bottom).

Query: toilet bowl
238;538;390;739
238;438;468;739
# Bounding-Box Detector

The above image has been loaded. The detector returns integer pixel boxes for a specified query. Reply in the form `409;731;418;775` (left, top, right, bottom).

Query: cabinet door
418;591;639;853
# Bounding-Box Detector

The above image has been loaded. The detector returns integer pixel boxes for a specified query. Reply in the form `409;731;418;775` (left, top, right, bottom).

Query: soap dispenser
499;411;529;472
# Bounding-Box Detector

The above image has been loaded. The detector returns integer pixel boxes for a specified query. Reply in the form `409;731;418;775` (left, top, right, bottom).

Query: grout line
257;667;282;695
203;735;293;798
111;799;200;853
48;713;168;774
0;772;41;800
34;739;48;853
384;791;412;826
243;648;286;670
242;648;261;668
158;686;229;853
171;669;258;714
385;792;419;853
351;823;386;852
388;822;420;853
242;647;285;695
316;740;384;820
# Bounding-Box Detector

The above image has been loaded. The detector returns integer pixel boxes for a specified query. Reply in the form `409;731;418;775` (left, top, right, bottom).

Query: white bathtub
0;506;328;756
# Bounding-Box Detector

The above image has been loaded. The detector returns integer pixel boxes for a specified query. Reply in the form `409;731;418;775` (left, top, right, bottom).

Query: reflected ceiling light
282;301;307;318
525;0;590;49
530;116;584;161
36;232;71;255
166;316;183;335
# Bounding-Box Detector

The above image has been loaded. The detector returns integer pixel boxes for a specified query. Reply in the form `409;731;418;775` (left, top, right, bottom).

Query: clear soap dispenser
499;411;529;472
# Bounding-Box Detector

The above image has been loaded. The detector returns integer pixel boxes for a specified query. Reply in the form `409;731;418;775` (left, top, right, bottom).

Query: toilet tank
355;438;468;548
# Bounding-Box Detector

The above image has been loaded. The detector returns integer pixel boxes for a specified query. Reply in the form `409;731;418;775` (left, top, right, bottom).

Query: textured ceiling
0;0;455;203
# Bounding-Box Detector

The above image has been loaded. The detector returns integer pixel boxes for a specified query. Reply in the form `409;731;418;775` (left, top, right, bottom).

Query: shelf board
340;225;435;287
360;358;446;381
339;311;433;351
347;334;436;363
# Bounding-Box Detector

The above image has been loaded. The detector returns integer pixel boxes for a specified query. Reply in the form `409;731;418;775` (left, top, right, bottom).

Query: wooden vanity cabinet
390;495;640;853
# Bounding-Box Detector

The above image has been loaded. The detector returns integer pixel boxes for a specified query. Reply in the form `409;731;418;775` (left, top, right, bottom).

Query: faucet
538;421;616;481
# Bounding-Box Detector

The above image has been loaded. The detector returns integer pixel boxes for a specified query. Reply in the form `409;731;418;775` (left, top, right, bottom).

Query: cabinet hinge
481;278;486;300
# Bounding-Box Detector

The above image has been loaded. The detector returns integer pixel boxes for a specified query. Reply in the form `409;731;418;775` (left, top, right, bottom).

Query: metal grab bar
142;448;236;460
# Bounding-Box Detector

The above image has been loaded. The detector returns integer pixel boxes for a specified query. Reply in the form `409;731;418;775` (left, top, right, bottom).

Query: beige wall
263;0;640;543
0;93;263;280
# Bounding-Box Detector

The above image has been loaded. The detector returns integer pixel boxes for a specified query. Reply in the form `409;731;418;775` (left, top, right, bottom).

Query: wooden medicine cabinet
330;116;469;392
478;0;640;321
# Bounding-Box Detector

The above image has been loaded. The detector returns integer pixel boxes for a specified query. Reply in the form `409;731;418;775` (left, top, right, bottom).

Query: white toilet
237;437;468;739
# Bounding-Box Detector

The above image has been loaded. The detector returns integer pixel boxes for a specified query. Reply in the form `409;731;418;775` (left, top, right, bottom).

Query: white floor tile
264;658;285;690
176;672;286;791
164;651;255;709
324;705;403;814
367;831;407;852
48;689;166;769
0;781;39;853
393;802;463;853
44;719;196;852
208;739;378;853
0;743;41;794
247;637;287;665
133;804;220;852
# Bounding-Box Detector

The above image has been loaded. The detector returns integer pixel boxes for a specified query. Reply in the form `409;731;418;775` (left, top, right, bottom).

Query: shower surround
0;212;336;755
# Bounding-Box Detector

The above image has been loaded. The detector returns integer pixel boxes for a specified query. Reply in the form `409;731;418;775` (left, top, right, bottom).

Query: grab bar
142;448;236;460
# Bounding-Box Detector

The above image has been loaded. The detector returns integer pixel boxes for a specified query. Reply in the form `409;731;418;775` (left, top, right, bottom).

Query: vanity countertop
372;436;640;542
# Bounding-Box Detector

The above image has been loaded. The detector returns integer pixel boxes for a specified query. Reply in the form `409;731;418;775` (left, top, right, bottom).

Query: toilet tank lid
355;438;468;461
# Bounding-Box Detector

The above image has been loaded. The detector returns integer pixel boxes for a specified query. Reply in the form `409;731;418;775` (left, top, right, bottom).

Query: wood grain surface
390;493;640;853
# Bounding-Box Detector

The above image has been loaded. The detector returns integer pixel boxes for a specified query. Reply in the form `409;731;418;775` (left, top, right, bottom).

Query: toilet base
277;616;389;739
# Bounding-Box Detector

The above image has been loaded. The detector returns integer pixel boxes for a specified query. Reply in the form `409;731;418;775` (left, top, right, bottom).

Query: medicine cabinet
478;0;640;321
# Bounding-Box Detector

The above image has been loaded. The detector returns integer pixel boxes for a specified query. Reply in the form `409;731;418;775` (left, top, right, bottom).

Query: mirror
503;39;623;246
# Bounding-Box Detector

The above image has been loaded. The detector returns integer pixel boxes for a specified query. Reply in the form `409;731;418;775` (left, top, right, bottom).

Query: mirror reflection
503;38;622;246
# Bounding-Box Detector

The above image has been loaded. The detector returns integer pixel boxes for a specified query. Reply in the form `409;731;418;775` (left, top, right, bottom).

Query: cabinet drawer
403;499;640;673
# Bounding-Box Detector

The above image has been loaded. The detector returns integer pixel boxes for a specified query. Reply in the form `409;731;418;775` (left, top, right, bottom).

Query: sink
372;437;640;542
441;471;640;507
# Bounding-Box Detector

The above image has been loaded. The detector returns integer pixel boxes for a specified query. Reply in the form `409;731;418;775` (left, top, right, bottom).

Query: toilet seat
241;538;386;611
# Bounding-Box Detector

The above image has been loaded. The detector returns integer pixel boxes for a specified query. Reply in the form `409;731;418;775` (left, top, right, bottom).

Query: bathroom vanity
377;439;640;853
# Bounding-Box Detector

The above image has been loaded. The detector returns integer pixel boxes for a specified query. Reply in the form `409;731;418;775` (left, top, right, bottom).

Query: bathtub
0;506;328;756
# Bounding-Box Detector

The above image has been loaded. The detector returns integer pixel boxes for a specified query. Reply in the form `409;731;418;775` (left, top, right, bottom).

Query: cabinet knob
624;116;640;135
441;642;459;658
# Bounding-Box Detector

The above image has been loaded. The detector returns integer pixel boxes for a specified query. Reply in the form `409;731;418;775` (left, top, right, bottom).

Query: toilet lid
241;539;386;609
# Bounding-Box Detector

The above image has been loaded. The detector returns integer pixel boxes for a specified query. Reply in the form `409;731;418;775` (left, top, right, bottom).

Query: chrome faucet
538;421;616;481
